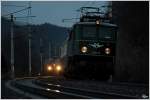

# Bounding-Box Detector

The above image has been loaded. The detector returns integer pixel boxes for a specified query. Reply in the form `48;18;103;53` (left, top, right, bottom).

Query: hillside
1;17;68;77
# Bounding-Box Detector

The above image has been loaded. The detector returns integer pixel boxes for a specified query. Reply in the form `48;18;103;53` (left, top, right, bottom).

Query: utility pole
49;42;51;60
10;14;15;79
55;42;56;58
2;3;35;77
40;38;43;75
28;2;32;76
28;27;32;76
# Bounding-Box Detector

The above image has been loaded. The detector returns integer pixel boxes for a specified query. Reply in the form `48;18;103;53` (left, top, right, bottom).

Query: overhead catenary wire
2;4;26;8
62;1;102;24
5;16;36;21
4;15;36;39
2;6;31;17
62;18;80;23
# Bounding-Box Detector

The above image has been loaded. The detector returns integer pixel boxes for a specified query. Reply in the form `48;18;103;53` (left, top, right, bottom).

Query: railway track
12;80;87;99
8;77;148;99
38;76;149;98
11;78;100;99
33;79;142;99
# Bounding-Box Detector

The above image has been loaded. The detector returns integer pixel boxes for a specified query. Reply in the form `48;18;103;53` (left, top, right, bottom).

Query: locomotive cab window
74;24;116;40
98;26;116;41
75;25;97;40
82;25;97;38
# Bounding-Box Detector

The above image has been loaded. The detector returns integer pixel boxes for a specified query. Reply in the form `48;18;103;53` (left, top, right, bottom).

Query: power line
62;18;80;23
2;6;31;17
2;4;26;7
5;16;36;20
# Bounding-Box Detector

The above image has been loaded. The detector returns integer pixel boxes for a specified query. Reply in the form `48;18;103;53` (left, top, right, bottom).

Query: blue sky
2;1;109;27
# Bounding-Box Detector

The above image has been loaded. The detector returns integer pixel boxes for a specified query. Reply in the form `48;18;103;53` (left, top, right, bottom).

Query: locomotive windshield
75;24;116;40
82;26;96;38
98;26;116;40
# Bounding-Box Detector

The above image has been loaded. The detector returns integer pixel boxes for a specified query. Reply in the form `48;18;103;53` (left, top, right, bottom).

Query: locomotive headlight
81;46;87;53
105;48;111;54
96;20;100;25
56;65;62;72
47;65;52;71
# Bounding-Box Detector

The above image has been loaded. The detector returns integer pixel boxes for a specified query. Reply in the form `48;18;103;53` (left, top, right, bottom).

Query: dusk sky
2;1;109;27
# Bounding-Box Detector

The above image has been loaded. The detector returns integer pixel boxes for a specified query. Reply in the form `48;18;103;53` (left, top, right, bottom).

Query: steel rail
12;79;93;99
2;7;31;17
34;79;141;99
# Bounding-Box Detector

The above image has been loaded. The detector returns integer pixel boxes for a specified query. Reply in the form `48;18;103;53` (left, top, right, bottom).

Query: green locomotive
60;7;117;80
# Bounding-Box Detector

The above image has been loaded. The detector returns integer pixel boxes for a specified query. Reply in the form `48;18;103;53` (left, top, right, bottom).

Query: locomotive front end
69;22;117;79
62;7;118;80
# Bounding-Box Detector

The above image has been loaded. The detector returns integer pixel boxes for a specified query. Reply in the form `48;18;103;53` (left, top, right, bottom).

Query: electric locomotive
60;7;117;80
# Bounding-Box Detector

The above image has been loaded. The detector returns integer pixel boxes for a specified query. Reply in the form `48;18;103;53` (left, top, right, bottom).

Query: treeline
1;17;68;77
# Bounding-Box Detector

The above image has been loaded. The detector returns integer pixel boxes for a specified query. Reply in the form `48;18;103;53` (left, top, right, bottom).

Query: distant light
47;65;52;71
96;20;100;25
56;84;61;87
46;88;51;91
105;48;111;54
56;65;62;71
48;83;52;85
54;90;60;93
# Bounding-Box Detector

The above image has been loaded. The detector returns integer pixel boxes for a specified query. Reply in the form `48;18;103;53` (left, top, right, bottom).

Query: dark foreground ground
38;76;149;98
1;79;30;99
1;77;149;99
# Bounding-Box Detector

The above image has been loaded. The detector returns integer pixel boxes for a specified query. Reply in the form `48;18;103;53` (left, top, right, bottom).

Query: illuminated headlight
56;65;62;72
105;48;111;54
81;46;87;53
96;20;100;25
47;65;52;71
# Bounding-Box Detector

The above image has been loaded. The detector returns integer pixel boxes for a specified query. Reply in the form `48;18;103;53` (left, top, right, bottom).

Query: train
59;7;118;80
45;7;118;80
43;58;63;76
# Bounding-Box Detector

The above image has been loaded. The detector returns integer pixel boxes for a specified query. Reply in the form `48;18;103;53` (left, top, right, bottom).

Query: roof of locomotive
74;22;117;27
